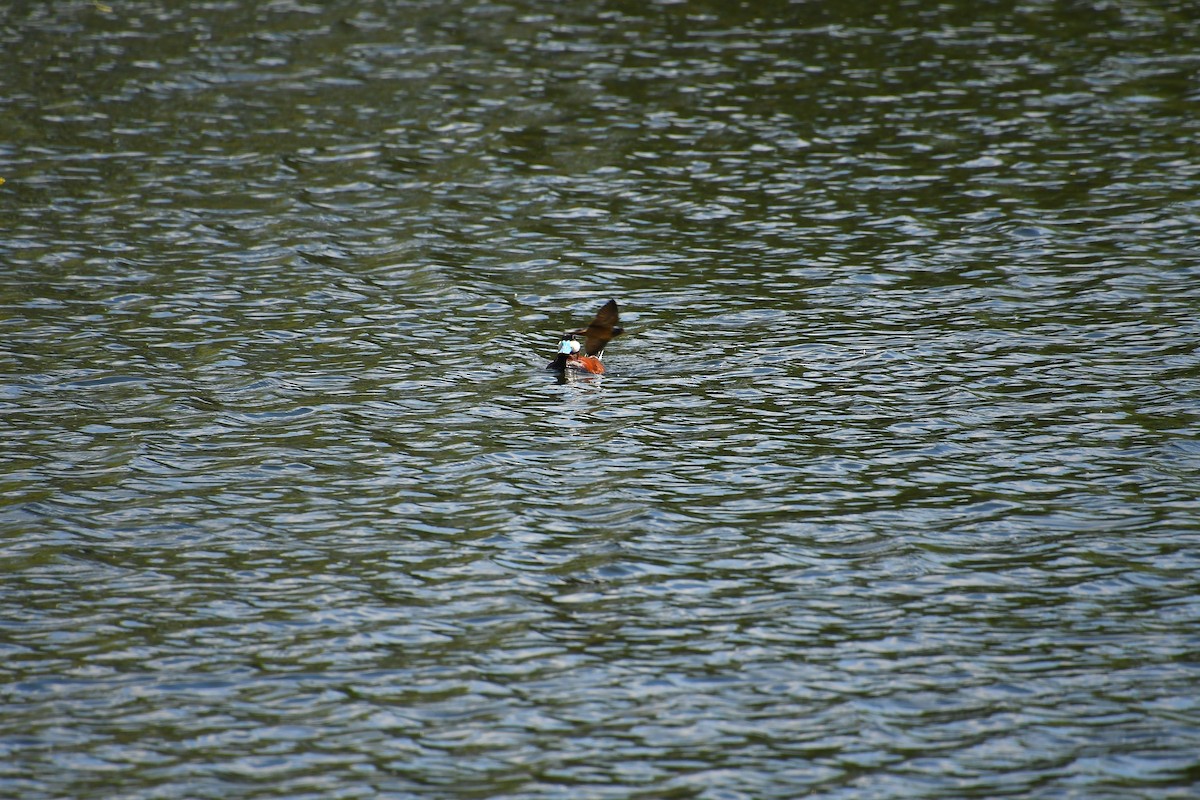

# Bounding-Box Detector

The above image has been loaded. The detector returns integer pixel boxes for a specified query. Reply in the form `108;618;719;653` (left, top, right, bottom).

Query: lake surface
3;1;1199;797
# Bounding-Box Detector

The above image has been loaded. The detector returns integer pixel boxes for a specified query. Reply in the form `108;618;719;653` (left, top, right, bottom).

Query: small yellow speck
94;1;113;12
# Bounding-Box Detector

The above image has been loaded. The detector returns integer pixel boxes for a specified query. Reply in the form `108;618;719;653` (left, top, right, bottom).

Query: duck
547;299;624;375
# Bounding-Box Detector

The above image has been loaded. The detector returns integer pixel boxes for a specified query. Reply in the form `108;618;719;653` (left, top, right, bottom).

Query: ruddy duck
547;299;623;375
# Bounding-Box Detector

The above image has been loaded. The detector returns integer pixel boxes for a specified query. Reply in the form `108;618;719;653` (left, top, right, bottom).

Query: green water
2;1;1199;797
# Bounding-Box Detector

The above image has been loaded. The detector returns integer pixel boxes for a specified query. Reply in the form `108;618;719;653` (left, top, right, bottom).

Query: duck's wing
573;299;624;356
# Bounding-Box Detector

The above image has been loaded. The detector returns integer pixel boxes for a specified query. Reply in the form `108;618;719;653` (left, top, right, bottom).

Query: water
3;1;1199;797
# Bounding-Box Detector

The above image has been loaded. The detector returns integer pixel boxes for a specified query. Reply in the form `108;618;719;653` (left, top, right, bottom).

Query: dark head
547;336;580;372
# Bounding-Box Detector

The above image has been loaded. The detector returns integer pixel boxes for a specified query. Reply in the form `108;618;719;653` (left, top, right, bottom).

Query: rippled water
3;1;1200;798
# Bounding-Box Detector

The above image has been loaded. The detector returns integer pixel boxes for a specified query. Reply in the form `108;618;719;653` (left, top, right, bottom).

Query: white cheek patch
570;340;581;353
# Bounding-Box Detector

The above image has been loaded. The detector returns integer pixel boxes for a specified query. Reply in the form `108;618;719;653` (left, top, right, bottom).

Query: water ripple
4;1;1200;798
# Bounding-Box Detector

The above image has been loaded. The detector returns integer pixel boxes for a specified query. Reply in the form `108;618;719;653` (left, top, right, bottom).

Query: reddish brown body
565;354;605;374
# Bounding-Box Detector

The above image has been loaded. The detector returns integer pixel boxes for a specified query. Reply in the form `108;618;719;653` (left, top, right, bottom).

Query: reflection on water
3;1;1199;798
